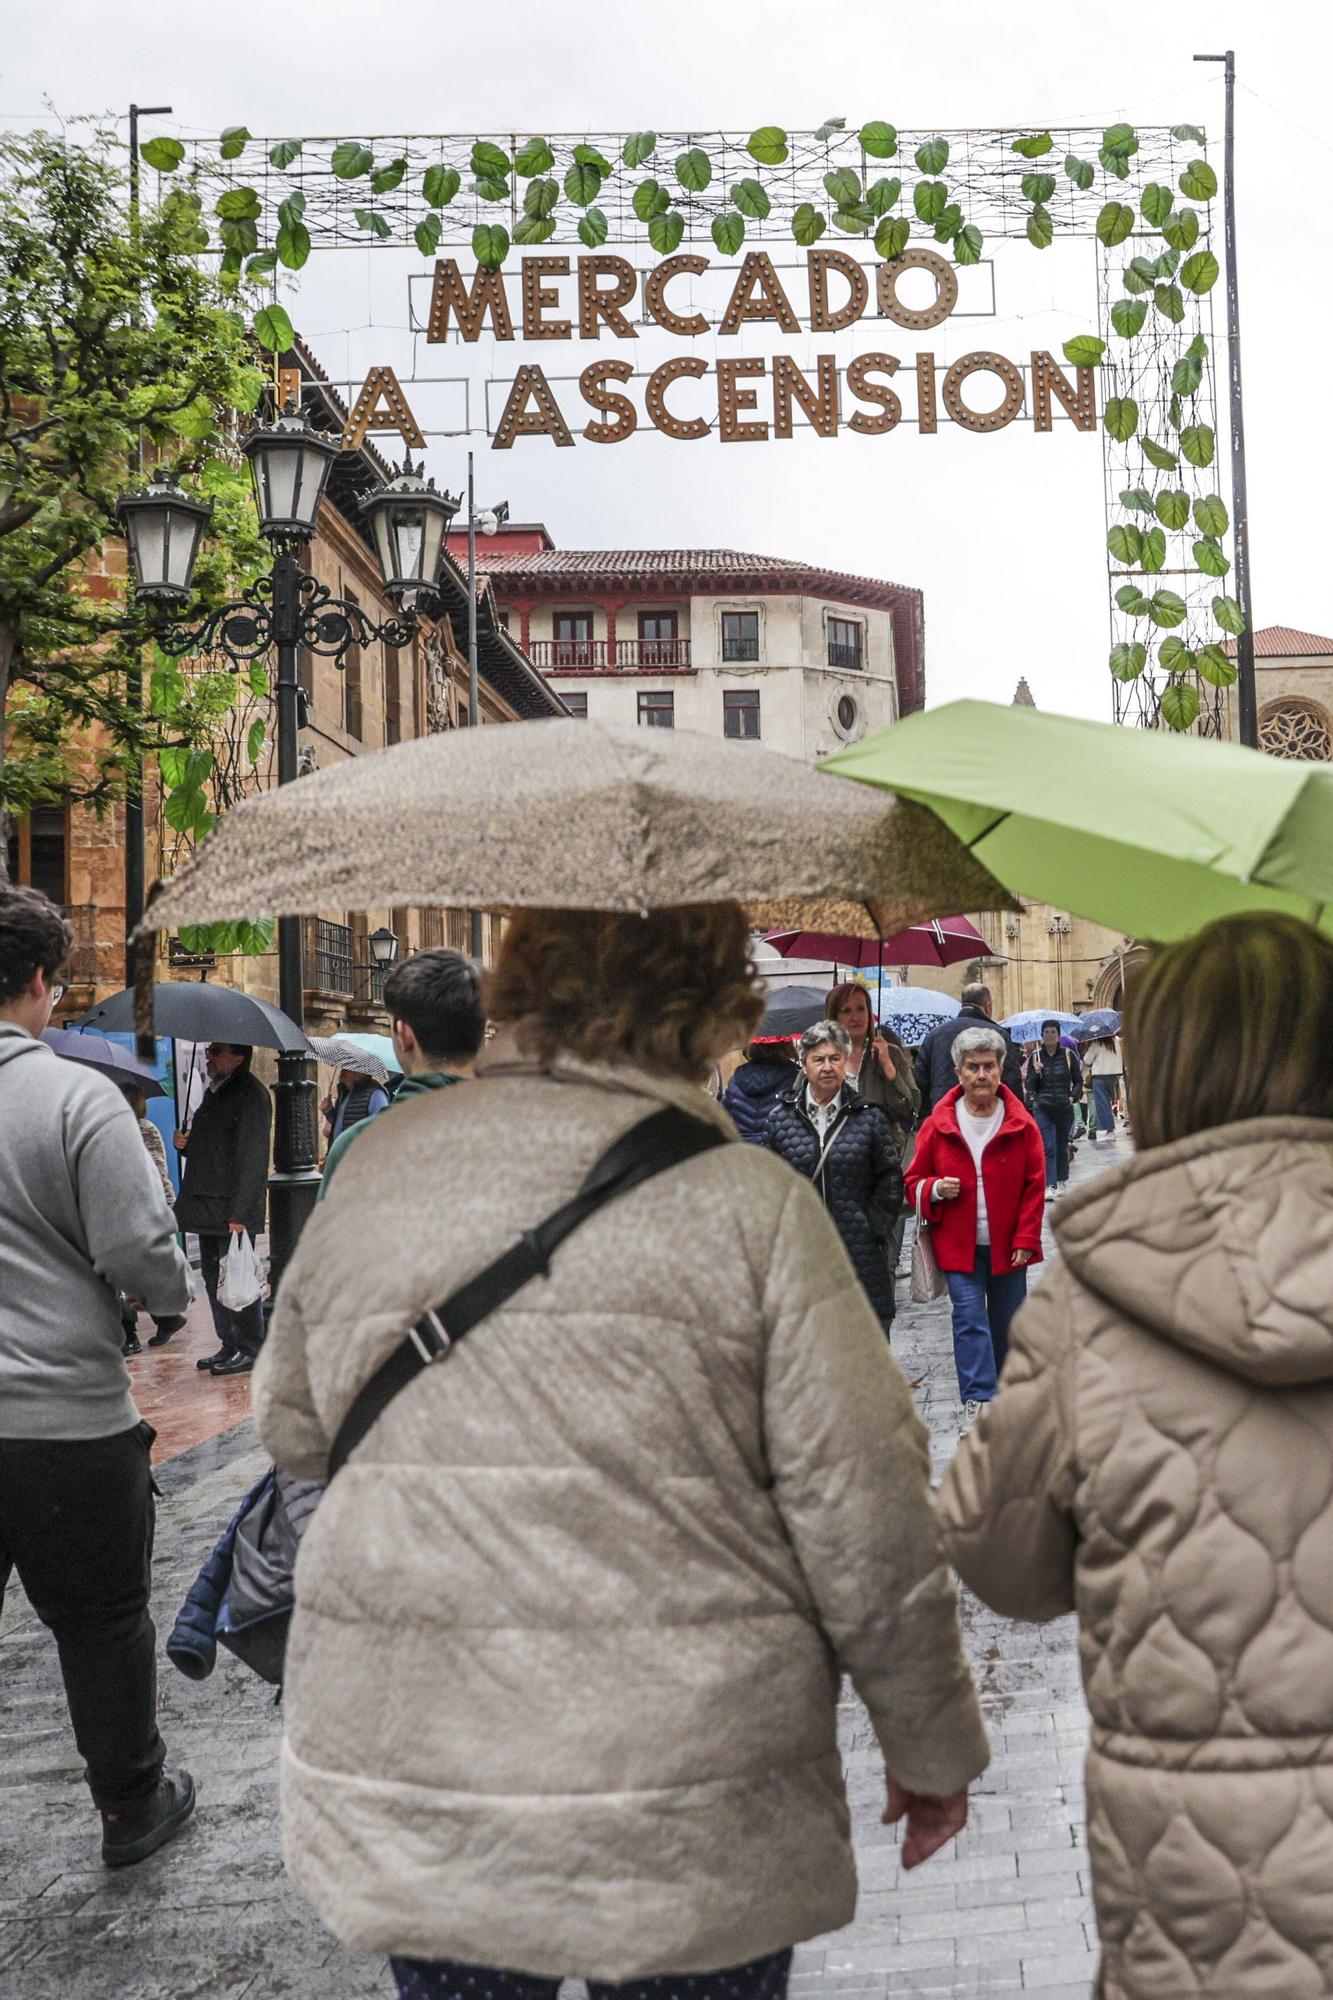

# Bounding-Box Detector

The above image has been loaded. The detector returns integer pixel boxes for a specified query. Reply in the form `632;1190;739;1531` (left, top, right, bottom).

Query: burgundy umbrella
764;916;992;969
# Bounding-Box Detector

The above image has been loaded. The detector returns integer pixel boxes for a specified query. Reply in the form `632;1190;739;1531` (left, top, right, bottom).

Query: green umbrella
823;700;1333;942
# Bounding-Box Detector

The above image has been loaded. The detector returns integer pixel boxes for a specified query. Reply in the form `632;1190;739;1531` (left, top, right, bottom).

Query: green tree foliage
0;128;266;861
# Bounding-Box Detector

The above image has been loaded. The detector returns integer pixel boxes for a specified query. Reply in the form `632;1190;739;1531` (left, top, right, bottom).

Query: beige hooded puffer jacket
254;1038;989;1981
939;1117;1333;2000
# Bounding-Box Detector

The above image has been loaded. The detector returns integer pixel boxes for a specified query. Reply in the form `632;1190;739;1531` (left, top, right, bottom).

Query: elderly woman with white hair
764;1020;903;1334
904;1023;1046;1427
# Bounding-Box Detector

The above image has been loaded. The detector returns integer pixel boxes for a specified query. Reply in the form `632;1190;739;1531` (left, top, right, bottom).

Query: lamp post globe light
116;476;213;606
117;406;452;1296
367;926;400;968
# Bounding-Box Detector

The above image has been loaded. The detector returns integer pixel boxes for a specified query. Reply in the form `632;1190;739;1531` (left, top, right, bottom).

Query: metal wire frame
171;126;1203;256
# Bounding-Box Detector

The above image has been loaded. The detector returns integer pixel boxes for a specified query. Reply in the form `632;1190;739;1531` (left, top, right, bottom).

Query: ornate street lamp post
117;413;458;1297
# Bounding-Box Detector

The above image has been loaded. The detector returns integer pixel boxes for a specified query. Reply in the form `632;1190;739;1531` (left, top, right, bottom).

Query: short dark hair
0;884;70;1003
960;981;991;1009
1041;1018;1061;1033
383;948;485;1066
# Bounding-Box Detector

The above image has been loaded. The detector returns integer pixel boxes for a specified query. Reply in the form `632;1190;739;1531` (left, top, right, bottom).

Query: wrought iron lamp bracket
151;568;420;673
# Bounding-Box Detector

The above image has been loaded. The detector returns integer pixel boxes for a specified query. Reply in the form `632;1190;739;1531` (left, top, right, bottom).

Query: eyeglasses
205;1045;227;1058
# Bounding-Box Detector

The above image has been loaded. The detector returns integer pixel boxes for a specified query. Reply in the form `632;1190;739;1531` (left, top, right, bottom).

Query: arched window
1258;696;1333;762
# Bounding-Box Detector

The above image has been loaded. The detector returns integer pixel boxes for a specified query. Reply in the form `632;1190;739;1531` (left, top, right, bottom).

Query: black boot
101;1769;196;1868
121;1333;142;1357
148;1315;187;1347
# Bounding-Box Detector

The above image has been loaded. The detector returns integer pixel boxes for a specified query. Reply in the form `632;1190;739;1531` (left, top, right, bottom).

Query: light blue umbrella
1002;1008;1081;1042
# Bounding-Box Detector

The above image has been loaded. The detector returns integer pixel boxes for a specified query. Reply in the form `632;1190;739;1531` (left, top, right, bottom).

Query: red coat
904;1085;1046;1275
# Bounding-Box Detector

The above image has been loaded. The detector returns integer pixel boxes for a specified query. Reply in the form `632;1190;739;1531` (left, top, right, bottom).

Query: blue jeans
391;1949;793;2000
1092;1075;1118;1134
1034;1102;1074;1186
945;1246;1029;1403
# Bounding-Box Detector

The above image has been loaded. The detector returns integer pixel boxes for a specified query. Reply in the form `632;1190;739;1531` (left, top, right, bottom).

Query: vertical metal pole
1195;51;1257;746
266;546;319;1304
467;452;484;960
123;104;172;982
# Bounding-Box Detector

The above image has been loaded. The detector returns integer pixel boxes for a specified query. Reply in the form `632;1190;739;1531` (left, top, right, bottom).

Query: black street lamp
118;409;459;1298
367;925;400;968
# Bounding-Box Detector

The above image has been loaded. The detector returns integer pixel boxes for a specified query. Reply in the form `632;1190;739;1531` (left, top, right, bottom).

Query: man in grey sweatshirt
0;886;196;1867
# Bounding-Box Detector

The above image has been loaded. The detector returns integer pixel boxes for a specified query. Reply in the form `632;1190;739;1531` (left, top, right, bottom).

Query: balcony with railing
353;960;389;1008
827;640;864;670
529;637;693;673
306;917;355;997
721;634;760;663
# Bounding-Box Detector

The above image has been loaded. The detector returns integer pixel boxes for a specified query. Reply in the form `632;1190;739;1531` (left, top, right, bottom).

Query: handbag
910;1179;949;1305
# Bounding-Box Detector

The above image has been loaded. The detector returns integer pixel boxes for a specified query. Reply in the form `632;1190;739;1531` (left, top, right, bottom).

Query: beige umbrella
140;718;1017;942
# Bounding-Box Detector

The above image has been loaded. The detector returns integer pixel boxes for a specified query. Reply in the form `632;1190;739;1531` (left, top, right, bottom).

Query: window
828;617;863;670
837;694;859;733
562;691;589;718
638;690;675;729
721;610;760;663
385;645;402;746
343;588;363;739
553;610;593;667
6;805;68;902
639;610;679;667
723;689;761;740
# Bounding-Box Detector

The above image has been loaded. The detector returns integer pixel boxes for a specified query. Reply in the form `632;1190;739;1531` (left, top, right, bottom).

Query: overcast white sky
5;0;1329;719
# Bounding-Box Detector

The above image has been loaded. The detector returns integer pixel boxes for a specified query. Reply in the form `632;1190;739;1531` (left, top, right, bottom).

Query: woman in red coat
905;1025;1046;1429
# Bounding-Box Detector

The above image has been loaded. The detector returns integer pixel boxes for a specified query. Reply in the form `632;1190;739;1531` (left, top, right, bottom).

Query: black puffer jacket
1025;1046;1083;1113
764;1085;902;1333
722;1054;799;1145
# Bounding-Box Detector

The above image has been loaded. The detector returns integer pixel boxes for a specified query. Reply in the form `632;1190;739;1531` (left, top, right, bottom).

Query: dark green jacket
316;1072;463;1200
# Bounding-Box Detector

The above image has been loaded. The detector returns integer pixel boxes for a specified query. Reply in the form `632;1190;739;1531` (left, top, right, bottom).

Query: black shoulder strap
326;1104;727;1482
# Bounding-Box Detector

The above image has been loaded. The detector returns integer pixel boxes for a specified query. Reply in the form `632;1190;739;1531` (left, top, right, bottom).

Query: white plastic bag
217;1231;264;1311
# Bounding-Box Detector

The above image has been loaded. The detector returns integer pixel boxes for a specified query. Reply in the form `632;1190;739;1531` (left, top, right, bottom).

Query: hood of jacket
930;1082;1030;1138
0;1019;47;1068
727;1055;798;1100
1054;1116;1333;1386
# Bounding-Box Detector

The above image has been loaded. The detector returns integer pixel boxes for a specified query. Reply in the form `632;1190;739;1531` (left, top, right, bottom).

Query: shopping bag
910;1181;948;1305
217;1231;264;1311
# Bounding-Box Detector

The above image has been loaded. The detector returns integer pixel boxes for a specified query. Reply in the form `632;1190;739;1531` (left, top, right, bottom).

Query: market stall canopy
137;719;1017;943
823;701;1333;943
76;982;311;1054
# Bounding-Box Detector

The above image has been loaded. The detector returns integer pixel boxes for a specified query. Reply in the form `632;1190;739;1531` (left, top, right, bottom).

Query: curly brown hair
486;904;764;1081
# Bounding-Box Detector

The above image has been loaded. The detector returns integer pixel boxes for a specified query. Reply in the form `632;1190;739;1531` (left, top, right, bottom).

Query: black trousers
0;1423;165;1809
198;1231;264;1358
391;1948;793;2000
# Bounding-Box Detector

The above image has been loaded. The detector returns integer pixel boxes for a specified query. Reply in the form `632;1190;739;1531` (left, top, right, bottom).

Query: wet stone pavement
0;1129;1125;1998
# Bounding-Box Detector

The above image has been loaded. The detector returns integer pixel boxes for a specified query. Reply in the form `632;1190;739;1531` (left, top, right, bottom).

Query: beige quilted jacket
940;1117;1333;2000
254;1038;988;1980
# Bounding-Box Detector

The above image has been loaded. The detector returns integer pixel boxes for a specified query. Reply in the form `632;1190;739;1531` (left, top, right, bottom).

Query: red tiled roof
475;547;926;713
1224;624;1333;658
473;546;917;598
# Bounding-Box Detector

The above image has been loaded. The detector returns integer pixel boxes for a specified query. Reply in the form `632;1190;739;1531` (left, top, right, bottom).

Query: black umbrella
755;984;828;1043
74;983;311;1055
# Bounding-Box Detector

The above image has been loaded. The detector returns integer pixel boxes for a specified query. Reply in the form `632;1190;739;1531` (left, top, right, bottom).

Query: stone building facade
1219;626;1333;761
465;526;924;761
5;346;564;1031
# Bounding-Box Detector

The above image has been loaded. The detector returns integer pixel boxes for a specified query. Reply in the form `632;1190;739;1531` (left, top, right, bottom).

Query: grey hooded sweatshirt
0;1021;191;1440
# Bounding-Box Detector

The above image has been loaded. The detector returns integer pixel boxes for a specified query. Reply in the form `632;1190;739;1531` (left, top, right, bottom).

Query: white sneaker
961;1398;985;1434
1045;1185;1057;1202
